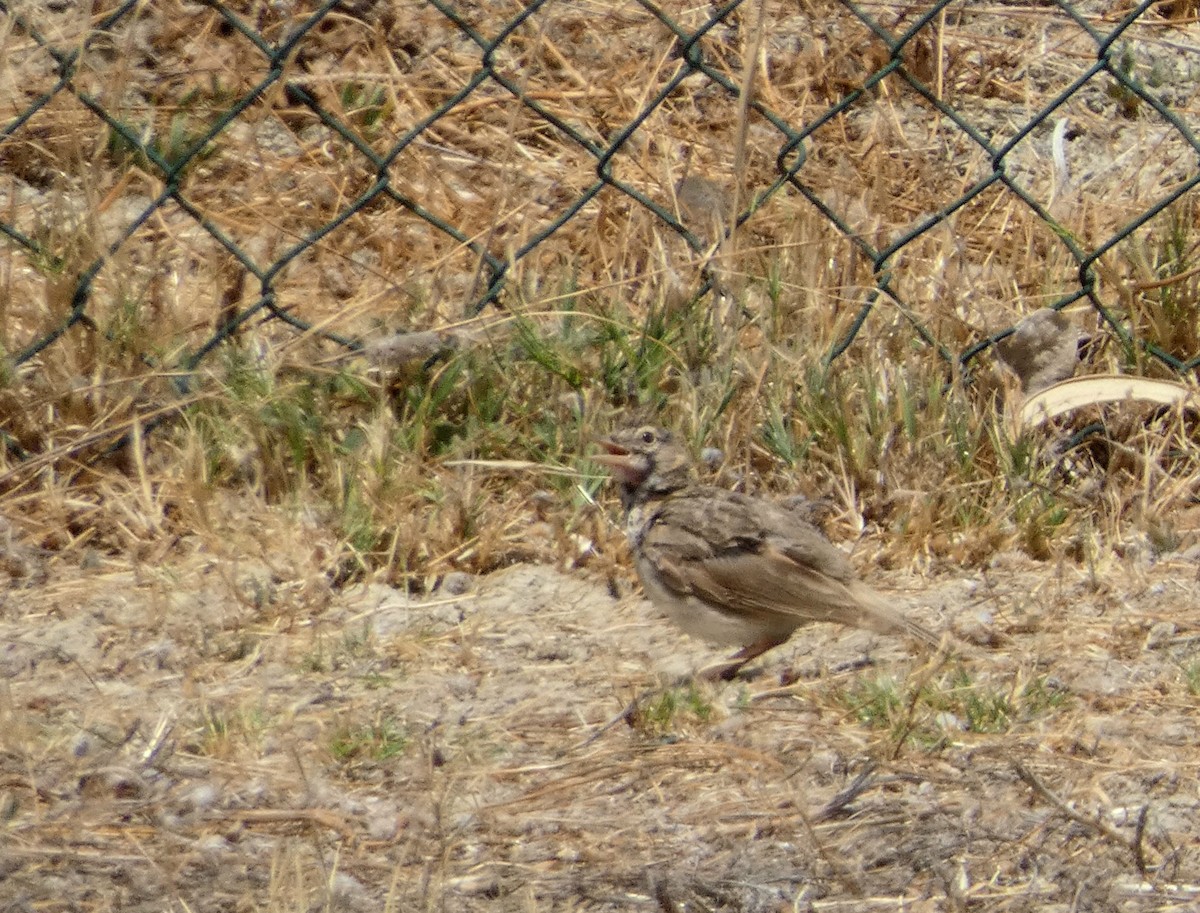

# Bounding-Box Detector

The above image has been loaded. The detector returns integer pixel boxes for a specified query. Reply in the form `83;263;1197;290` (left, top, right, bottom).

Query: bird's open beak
592;438;646;486
593;437;628;457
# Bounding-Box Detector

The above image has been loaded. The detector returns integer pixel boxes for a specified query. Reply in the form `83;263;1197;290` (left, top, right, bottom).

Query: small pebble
935;711;967;732
1144;620;1176;650
700;447;723;470
441;572;473;595
185;783;219;811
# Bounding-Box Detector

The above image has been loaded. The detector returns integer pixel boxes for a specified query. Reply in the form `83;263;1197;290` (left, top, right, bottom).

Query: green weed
330;716;410;764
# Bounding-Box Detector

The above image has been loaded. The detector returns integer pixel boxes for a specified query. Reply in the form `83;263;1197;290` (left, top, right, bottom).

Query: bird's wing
641;490;939;644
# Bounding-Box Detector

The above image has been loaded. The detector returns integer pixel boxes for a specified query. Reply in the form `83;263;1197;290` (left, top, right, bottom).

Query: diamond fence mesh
1;0;1198;468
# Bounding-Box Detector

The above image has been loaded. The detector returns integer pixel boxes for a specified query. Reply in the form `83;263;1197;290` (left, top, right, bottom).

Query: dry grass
2;1;1200;910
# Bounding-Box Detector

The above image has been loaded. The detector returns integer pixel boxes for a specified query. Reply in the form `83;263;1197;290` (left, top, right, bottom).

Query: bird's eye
641;429;655;444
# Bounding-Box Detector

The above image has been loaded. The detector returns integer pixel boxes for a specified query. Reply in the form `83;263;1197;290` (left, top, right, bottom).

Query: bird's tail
848;580;945;651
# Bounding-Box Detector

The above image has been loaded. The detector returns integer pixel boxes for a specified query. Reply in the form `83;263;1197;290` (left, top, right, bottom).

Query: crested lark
595;425;941;679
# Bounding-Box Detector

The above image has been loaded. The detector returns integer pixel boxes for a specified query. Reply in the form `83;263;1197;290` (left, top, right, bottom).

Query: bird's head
594;425;693;505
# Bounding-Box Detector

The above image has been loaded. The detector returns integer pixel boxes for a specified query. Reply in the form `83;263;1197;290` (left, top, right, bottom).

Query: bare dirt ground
3;511;1200;912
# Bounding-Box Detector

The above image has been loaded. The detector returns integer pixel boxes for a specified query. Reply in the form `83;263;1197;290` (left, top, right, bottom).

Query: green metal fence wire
1;0;1198;463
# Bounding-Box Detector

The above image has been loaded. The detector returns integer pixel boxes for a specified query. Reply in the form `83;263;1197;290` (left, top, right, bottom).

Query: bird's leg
699;636;790;682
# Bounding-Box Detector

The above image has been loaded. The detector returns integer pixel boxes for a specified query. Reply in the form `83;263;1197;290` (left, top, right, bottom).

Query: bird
594;425;942;680
674;174;729;248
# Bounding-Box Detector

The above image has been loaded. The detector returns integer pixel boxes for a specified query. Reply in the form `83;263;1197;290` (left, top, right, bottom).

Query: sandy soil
3;529;1200;912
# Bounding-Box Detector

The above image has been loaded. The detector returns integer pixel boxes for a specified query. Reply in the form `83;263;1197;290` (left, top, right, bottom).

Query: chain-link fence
1;0;1198;466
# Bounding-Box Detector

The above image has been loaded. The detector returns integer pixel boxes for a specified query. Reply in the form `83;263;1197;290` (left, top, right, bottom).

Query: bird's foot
697;659;766;682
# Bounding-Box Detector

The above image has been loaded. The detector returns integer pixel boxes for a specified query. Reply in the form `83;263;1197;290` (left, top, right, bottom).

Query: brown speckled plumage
595;426;939;678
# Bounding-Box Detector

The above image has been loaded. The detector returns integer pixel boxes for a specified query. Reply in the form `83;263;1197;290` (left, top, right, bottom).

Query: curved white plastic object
1019;374;1197;430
